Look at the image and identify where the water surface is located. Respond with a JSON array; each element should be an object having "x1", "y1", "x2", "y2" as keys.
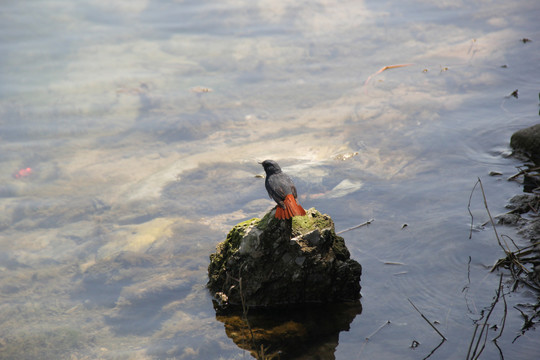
[{"x1": 1, "y1": 0, "x2": 540, "y2": 359}]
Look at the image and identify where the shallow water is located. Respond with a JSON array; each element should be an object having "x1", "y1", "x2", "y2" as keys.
[{"x1": 1, "y1": 0, "x2": 540, "y2": 359}]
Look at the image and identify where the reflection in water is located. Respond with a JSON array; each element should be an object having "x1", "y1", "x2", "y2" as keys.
[{"x1": 215, "y1": 302, "x2": 362, "y2": 359}]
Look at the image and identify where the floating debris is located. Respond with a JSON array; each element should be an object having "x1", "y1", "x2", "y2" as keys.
[
  {"x1": 13, "y1": 167, "x2": 32, "y2": 179},
  {"x1": 334, "y1": 152, "x2": 359, "y2": 161},
  {"x1": 190, "y1": 86, "x2": 213, "y2": 93},
  {"x1": 504, "y1": 89, "x2": 519, "y2": 99},
  {"x1": 364, "y1": 63, "x2": 414, "y2": 87}
]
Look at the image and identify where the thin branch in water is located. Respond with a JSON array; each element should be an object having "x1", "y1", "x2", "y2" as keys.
[
  {"x1": 337, "y1": 218, "x2": 374, "y2": 235},
  {"x1": 492, "y1": 285, "x2": 507, "y2": 360},
  {"x1": 466, "y1": 324, "x2": 480, "y2": 360},
  {"x1": 365, "y1": 320, "x2": 391, "y2": 341},
  {"x1": 507, "y1": 165, "x2": 540, "y2": 181},
  {"x1": 512, "y1": 305, "x2": 540, "y2": 343},
  {"x1": 468, "y1": 180, "x2": 481, "y2": 239},
  {"x1": 501, "y1": 234, "x2": 520, "y2": 252},
  {"x1": 383, "y1": 261, "x2": 406, "y2": 266},
  {"x1": 474, "y1": 323, "x2": 490, "y2": 360},
  {"x1": 470, "y1": 178, "x2": 515, "y2": 258},
  {"x1": 358, "y1": 320, "x2": 391, "y2": 357},
  {"x1": 463, "y1": 256, "x2": 478, "y2": 314},
  {"x1": 477, "y1": 178, "x2": 509, "y2": 253},
  {"x1": 467, "y1": 256, "x2": 472, "y2": 284},
  {"x1": 423, "y1": 338, "x2": 446, "y2": 360},
  {"x1": 467, "y1": 273, "x2": 505, "y2": 360},
  {"x1": 358, "y1": 320, "x2": 391, "y2": 356},
  {"x1": 408, "y1": 298, "x2": 447, "y2": 341},
  {"x1": 363, "y1": 64, "x2": 414, "y2": 88}
]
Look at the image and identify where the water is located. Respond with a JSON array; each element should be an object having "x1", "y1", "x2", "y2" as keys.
[{"x1": 1, "y1": 0, "x2": 539, "y2": 359}]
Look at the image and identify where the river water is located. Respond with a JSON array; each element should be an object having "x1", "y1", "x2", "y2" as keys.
[{"x1": 1, "y1": 0, "x2": 539, "y2": 359}]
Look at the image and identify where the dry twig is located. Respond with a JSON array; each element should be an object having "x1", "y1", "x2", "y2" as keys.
[
  {"x1": 466, "y1": 274, "x2": 505, "y2": 360},
  {"x1": 358, "y1": 320, "x2": 391, "y2": 358},
  {"x1": 337, "y1": 218, "x2": 374, "y2": 235},
  {"x1": 408, "y1": 298, "x2": 447, "y2": 341},
  {"x1": 364, "y1": 64, "x2": 414, "y2": 88}
]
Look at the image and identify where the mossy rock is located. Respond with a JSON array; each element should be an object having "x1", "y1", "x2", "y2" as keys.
[{"x1": 207, "y1": 208, "x2": 361, "y2": 307}]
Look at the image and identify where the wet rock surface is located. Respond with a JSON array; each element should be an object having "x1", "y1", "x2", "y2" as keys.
[
  {"x1": 510, "y1": 123, "x2": 540, "y2": 164},
  {"x1": 501, "y1": 126, "x2": 540, "y2": 323},
  {"x1": 207, "y1": 208, "x2": 362, "y2": 307},
  {"x1": 499, "y1": 194, "x2": 540, "y2": 240}
]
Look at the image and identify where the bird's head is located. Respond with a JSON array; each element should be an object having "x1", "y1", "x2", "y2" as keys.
[{"x1": 260, "y1": 160, "x2": 282, "y2": 175}]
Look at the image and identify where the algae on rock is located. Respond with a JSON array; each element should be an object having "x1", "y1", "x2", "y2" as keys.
[{"x1": 207, "y1": 208, "x2": 362, "y2": 307}]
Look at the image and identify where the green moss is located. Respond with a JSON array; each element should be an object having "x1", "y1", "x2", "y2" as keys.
[
  {"x1": 292, "y1": 208, "x2": 333, "y2": 236},
  {"x1": 256, "y1": 210, "x2": 274, "y2": 230},
  {"x1": 228, "y1": 218, "x2": 259, "y2": 249},
  {"x1": 208, "y1": 217, "x2": 259, "y2": 289}
]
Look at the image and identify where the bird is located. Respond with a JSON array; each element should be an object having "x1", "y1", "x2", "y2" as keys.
[{"x1": 260, "y1": 160, "x2": 306, "y2": 219}]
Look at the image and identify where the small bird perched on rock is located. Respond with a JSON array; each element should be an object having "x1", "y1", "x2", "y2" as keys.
[{"x1": 260, "y1": 160, "x2": 306, "y2": 219}]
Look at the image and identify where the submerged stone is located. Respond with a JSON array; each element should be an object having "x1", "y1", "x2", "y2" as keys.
[{"x1": 207, "y1": 208, "x2": 362, "y2": 307}]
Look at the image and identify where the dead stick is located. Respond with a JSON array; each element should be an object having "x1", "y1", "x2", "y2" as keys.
[
  {"x1": 408, "y1": 298, "x2": 447, "y2": 341},
  {"x1": 364, "y1": 64, "x2": 414, "y2": 87},
  {"x1": 423, "y1": 338, "x2": 446, "y2": 360},
  {"x1": 476, "y1": 178, "x2": 510, "y2": 253},
  {"x1": 467, "y1": 180, "x2": 480, "y2": 239},
  {"x1": 470, "y1": 273, "x2": 504, "y2": 360},
  {"x1": 466, "y1": 324, "x2": 480, "y2": 360},
  {"x1": 507, "y1": 166, "x2": 540, "y2": 181},
  {"x1": 358, "y1": 320, "x2": 391, "y2": 358},
  {"x1": 492, "y1": 282, "x2": 508, "y2": 345},
  {"x1": 365, "y1": 320, "x2": 391, "y2": 341},
  {"x1": 337, "y1": 218, "x2": 374, "y2": 235}
]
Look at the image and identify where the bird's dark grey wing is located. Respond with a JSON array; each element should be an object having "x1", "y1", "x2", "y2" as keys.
[
  {"x1": 266, "y1": 177, "x2": 285, "y2": 203},
  {"x1": 265, "y1": 174, "x2": 288, "y2": 203},
  {"x1": 267, "y1": 172, "x2": 295, "y2": 200}
]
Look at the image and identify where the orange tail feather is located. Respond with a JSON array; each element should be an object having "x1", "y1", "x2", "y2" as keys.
[
  {"x1": 273, "y1": 194, "x2": 305, "y2": 219},
  {"x1": 274, "y1": 194, "x2": 306, "y2": 219}
]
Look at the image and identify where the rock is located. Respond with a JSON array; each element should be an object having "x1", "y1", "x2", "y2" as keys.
[
  {"x1": 510, "y1": 124, "x2": 540, "y2": 164},
  {"x1": 505, "y1": 193, "x2": 540, "y2": 214},
  {"x1": 496, "y1": 213, "x2": 524, "y2": 226},
  {"x1": 207, "y1": 208, "x2": 361, "y2": 307}
]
